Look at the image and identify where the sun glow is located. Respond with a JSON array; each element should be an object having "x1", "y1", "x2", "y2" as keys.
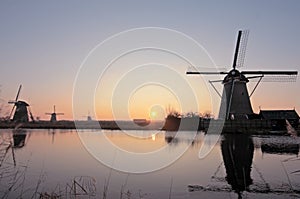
[{"x1": 150, "y1": 111, "x2": 157, "y2": 118}]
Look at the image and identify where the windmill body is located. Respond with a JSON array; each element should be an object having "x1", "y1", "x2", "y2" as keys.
[
  {"x1": 13, "y1": 101, "x2": 30, "y2": 122},
  {"x1": 87, "y1": 115, "x2": 92, "y2": 121},
  {"x1": 220, "y1": 69, "x2": 253, "y2": 119},
  {"x1": 84, "y1": 111, "x2": 92, "y2": 121},
  {"x1": 50, "y1": 113, "x2": 57, "y2": 122}
]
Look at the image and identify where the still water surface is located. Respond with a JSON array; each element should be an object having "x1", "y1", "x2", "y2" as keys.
[{"x1": 0, "y1": 129, "x2": 300, "y2": 198}]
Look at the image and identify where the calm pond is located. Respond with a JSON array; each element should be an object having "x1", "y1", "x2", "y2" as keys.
[{"x1": 0, "y1": 129, "x2": 300, "y2": 199}]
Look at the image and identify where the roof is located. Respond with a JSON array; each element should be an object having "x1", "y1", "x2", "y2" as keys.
[
  {"x1": 259, "y1": 110, "x2": 299, "y2": 120},
  {"x1": 16, "y1": 101, "x2": 29, "y2": 106}
]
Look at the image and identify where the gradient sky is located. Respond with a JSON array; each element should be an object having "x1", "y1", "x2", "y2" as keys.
[{"x1": 0, "y1": 0, "x2": 299, "y2": 120}]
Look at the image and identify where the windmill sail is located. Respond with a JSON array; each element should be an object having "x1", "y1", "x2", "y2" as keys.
[
  {"x1": 236, "y1": 30, "x2": 249, "y2": 68},
  {"x1": 232, "y1": 30, "x2": 242, "y2": 69}
]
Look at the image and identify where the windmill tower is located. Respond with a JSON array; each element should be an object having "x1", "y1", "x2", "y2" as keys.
[
  {"x1": 8, "y1": 85, "x2": 34, "y2": 123},
  {"x1": 45, "y1": 105, "x2": 64, "y2": 122},
  {"x1": 187, "y1": 30, "x2": 298, "y2": 120}
]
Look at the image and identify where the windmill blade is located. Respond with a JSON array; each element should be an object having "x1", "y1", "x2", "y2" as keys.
[
  {"x1": 187, "y1": 65, "x2": 227, "y2": 72},
  {"x1": 236, "y1": 30, "x2": 249, "y2": 68},
  {"x1": 56, "y1": 113, "x2": 64, "y2": 115},
  {"x1": 15, "y1": 85, "x2": 22, "y2": 101},
  {"x1": 243, "y1": 71, "x2": 297, "y2": 82},
  {"x1": 28, "y1": 106, "x2": 34, "y2": 122},
  {"x1": 247, "y1": 75, "x2": 264, "y2": 79},
  {"x1": 244, "y1": 71, "x2": 298, "y2": 82},
  {"x1": 241, "y1": 71, "x2": 297, "y2": 75},
  {"x1": 232, "y1": 30, "x2": 242, "y2": 70},
  {"x1": 9, "y1": 105, "x2": 16, "y2": 120},
  {"x1": 250, "y1": 75, "x2": 297, "y2": 82},
  {"x1": 186, "y1": 71, "x2": 228, "y2": 75},
  {"x1": 186, "y1": 64, "x2": 228, "y2": 75},
  {"x1": 45, "y1": 113, "x2": 52, "y2": 115}
]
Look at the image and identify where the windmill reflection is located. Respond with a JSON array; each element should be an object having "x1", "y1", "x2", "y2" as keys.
[
  {"x1": 221, "y1": 134, "x2": 254, "y2": 198},
  {"x1": 12, "y1": 129, "x2": 27, "y2": 148}
]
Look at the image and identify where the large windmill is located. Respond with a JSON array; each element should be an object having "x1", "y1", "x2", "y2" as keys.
[
  {"x1": 187, "y1": 30, "x2": 298, "y2": 120},
  {"x1": 8, "y1": 85, "x2": 34, "y2": 123},
  {"x1": 45, "y1": 105, "x2": 64, "y2": 122}
]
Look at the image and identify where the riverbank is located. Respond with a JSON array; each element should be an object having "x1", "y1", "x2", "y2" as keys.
[
  {"x1": 162, "y1": 116, "x2": 300, "y2": 135},
  {"x1": 0, "y1": 120, "x2": 164, "y2": 130},
  {"x1": 1, "y1": 119, "x2": 299, "y2": 135}
]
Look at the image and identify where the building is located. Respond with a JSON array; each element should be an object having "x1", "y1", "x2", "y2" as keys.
[{"x1": 259, "y1": 110, "x2": 299, "y2": 130}]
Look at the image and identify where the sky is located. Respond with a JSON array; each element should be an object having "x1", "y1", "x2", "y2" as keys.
[{"x1": 0, "y1": 0, "x2": 299, "y2": 120}]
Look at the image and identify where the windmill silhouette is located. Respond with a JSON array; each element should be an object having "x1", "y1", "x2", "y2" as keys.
[
  {"x1": 8, "y1": 85, "x2": 34, "y2": 122},
  {"x1": 187, "y1": 30, "x2": 298, "y2": 120},
  {"x1": 45, "y1": 105, "x2": 64, "y2": 122},
  {"x1": 83, "y1": 111, "x2": 92, "y2": 121}
]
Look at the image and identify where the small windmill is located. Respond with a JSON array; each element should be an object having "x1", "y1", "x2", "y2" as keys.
[
  {"x1": 45, "y1": 105, "x2": 64, "y2": 122},
  {"x1": 187, "y1": 30, "x2": 298, "y2": 120},
  {"x1": 83, "y1": 111, "x2": 93, "y2": 121},
  {"x1": 8, "y1": 85, "x2": 34, "y2": 122}
]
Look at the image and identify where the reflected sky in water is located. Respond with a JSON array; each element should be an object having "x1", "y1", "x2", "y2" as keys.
[{"x1": 0, "y1": 129, "x2": 300, "y2": 198}]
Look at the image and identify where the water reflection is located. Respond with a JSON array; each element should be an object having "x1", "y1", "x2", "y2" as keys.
[
  {"x1": 12, "y1": 129, "x2": 27, "y2": 148},
  {"x1": 1, "y1": 130, "x2": 300, "y2": 198},
  {"x1": 260, "y1": 137, "x2": 299, "y2": 155},
  {"x1": 165, "y1": 131, "x2": 179, "y2": 144},
  {"x1": 221, "y1": 134, "x2": 254, "y2": 198},
  {"x1": 164, "y1": 131, "x2": 199, "y2": 146}
]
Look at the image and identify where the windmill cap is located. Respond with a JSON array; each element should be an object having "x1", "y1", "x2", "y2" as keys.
[
  {"x1": 16, "y1": 101, "x2": 29, "y2": 106},
  {"x1": 223, "y1": 69, "x2": 249, "y2": 83}
]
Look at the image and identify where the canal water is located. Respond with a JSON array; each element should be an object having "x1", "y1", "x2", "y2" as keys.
[{"x1": 0, "y1": 129, "x2": 300, "y2": 198}]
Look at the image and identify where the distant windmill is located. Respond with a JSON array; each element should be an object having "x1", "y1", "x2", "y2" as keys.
[
  {"x1": 45, "y1": 105, "x2": 64, "y2": 122},
  {"x1": 83, "y1": 111, "x2": 92, "y2": 121},
  {"x1": 8, "y1": 85, "x2": 34, "y2": 122},
  {"x1": 187, "y1": 30, "x2": 298, "y2": 120}
]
